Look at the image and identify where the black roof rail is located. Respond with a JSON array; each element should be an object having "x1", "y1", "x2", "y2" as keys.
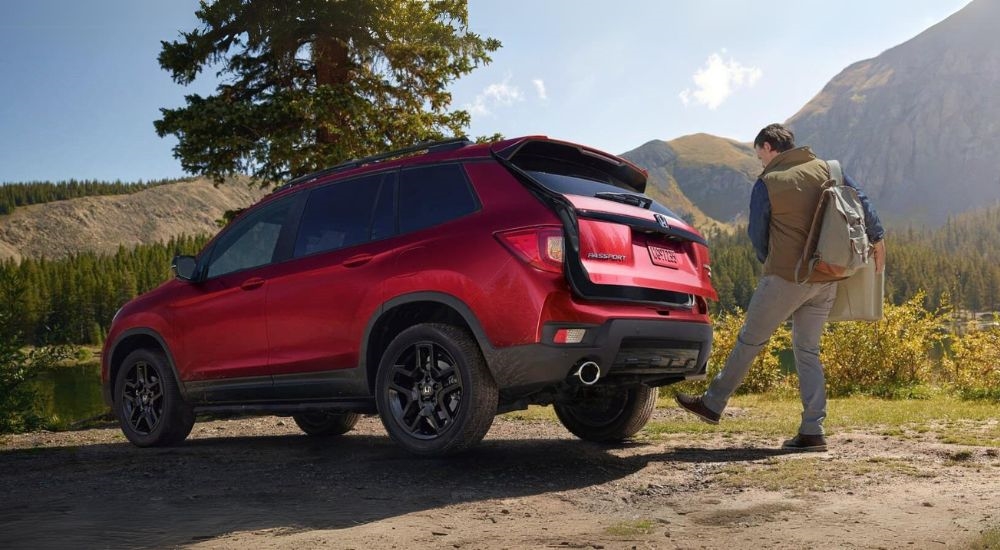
[{"x1": 274, "y1": 137, "x2": 472, "y2": 193}]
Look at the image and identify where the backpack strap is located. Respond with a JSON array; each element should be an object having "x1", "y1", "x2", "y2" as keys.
[
  {"x1": 795, "y1": 195, "x2": 827, "y2": 284},
  {"x1": 794, "y1": 160, "x2": 842, "y2": 284},
  {"x1": 827, "y1": 160, "x2": 843, "y2": 187}
]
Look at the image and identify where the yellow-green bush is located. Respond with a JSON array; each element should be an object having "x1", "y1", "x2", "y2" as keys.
[
  {"x1": 820, "y1": 293, "x2": 947, "y2": 398},
  {"x1": 946, "y1": 327, "x2": 1000, "y2": 398},
  {"x1": 671, "y1": 308, "x2": 792, "y2": 396}
]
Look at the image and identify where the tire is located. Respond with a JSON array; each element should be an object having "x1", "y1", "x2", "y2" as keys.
[
  {"x1": 292, "y1": 411, "x2": 360, "y2": 436},
  {"x1": 113, "y1": 348, "x2": 194, "y2": 447},
  {"x1": 554, "y1": 385, "x2": 657, "y2": 442},
  {"x1": 375, "y1": 323, "x2": 498, "y2": 456}
]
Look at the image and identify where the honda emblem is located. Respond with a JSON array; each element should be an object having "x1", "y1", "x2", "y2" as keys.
[{"x1": 654, "y1": 214, "x2": 670, "y2": 229}]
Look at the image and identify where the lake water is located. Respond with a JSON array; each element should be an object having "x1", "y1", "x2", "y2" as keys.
[{"x1": 31, "y1": 362, "x2": 109, "y2": 428}]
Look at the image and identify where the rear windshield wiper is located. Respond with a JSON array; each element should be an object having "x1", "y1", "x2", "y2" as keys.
[{"x1": 594, "y1": 192, "x2": 652, "y2": 209}]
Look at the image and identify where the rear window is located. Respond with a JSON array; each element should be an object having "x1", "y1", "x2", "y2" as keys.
[
  {"x1": 398, "y1": 164, "x2": 478, "y2": 233},
  {"x1": 525, "y1": 170, "x2": 678, "y2": 218}
]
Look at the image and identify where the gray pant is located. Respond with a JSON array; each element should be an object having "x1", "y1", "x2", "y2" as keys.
[{"x1": 702, "y1": 275, "x2": 837, "y2": 435}]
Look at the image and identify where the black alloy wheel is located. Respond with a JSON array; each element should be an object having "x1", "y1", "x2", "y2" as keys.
[
  {"x1": 386, "y1": 341, "x2": 464, "y2": 439},
  {"x1": 375, "y1": 323, "x2": 497, "y2": 456},
  {"x1": 114, "y1": 349, "x2": 194, "y2": 447},
  {"x1": 292, "y1": 411, "x2": 360, "y2": 436},
  {"x1": 554, "y1": 385, "x2": 657, "y2": 442},
  {"x1": 121, "y1": 360, "x2": 164, "y2": 436}
]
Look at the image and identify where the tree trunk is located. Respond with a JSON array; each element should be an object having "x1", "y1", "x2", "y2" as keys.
[{"x1": 313, "y1": 35, "x2": 350, "y2": 146}]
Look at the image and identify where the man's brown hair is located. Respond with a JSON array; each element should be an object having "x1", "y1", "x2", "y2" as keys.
[{"x1": 754, "y1": 123, "x2": 795, "y2": 152}]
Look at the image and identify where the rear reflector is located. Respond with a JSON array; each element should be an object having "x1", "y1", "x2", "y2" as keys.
[
  {"x1": 496, "y1": 226, "x2": 564, "y2": 273},
  {"x1": 554, "y1": 328, "x2": 587, "y2": 344}
]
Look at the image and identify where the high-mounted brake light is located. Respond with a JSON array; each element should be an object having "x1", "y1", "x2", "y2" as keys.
[{"x1": 496, "y1": 226, "x2": 564, "y2": 273}]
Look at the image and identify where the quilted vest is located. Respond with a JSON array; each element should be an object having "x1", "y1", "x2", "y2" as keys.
[{"x1": 759, "y1": 146, "x2": 842, "y2": 283}]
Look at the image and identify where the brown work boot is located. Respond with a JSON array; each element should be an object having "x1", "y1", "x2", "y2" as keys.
[
  {"x1": 781, "y1": 433, "x2": 828, "y2": 452},
  {"x1": 674, "y1": 394, "x2": 720, "y2": 424}
]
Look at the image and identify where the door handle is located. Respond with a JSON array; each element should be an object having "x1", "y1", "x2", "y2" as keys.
[
  {"x1": 342, "y1": 254, "x2": 374, "y2": 268},
  {"x1": 240, "y1": 277, "x2": 266, "y2": 291}
]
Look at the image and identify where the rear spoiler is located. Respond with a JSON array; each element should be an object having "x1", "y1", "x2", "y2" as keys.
[{"x1": 492, "y1": 138, "x2": 647, "y2": 194}]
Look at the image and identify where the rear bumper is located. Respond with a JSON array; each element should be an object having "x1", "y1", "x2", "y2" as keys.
[{"x1": 487, "y1": 318, "x2": 712, "y2": 396}]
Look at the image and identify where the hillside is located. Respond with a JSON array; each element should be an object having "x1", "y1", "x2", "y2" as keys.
[
  {"x1": 617, "y1": 141, "x2": 721, "y2": 230},
  {"x1": 0, "y1": 178, "x2": 266, "y2": 261},
  {"x1": 787, "y1": 0, "x2": 1000, "y2": 225},
  {"x1": 622, "y1": 134, "x2": 758, "y2": 224}
]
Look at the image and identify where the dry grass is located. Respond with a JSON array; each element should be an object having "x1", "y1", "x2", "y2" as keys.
[
  {"x1": 967, "y1": 526, "x2": 1000, "y2": 549},
  {"x1": 502, "y1": 395, "x2": 1000, "y2": 450},
  {"x1": 604, "y1": 519, "x2": 656, "y2": 537},
  {"x1": 647, "y1": 394, "x2": 1000, "y2": 447},
  {"x1": 715, "y1": 456, "x2": 934, "y2": 494}
]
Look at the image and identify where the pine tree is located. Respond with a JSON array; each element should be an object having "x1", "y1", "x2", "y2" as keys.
[{"x1": 154, "y1": 0, "x2": 501, "y2": 183}]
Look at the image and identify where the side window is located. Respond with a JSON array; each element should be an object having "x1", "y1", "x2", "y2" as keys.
[
  {"x1": 293, "y1": 174, "x2": 382, "y2": 258},
  {"x1": 206, "y1": 196, "x2": 295, "y2": 278},
  {"x1": 397, "y1": 164, "x2": 478, "y2": 234},
  {"x1": 370, "y1": 174, "x2": 396, "y2": 241}
]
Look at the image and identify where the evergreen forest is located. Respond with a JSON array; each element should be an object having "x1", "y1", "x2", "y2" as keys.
[
  {"x1": 707, "y1": 206, "x2": 1000, "y2": 316},
  {"x1": 2, "y1": 207, "x2": 998, "y2": 346},
  {"x1": 0, "y1": 179, "x2": 183, "y2": 215}
]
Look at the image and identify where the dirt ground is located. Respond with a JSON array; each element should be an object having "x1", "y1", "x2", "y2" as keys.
[{"x1": 2, "y1": 408, "x2": 999, "y2": 550}]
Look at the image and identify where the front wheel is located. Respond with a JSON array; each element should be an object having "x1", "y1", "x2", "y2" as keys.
[
  {"x1": 554, "y1": 385, "x2": 657, "y2": 442},
  {"x1": 292, "y1": 411, "x2": 360, "y2": 436},
  {"x1": 375, "y1": 323, "x2": 497, "y2": 456},
  {"x1": 113, "y1": 349, "x2": 194, "y2": 447}
]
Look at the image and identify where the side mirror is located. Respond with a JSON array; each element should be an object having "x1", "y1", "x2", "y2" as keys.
[{"x1": 172, "y1": 255, "x2": 198, "y2": 282}]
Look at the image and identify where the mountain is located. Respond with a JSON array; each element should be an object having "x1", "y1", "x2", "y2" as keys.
[
  {"x1": 787, "y1": 0, "x2": 1000, "y2": 225},
  {"x1": 622, "y1": 134, "x2": 759, "y2": 224},
  {"x1": 0, "y1": 178, "x2": 266, "y2": 261}
]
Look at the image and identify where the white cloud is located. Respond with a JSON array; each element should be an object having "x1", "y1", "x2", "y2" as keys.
[
  {"x1": 532, "y1": 78, "x2": 547, "y2": 100},
  {"x1": 679, "y1": 52, "x2": 762, "y2": 110},
  {"x1": 466, "y1": 76, "x2": 524, "y2": 117}
]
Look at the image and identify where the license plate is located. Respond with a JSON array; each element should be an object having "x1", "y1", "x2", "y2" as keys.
[{"x1": 648, "y1": 245, "x2": 681, "y2": 269}]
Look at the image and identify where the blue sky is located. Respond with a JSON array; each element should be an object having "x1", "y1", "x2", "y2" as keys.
[{"x1": 0, "y1": 0, "x2": 971, "y2": 183}]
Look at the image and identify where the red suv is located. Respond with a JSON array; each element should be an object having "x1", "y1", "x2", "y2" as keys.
[{"x1": 101, "y1": 137, "x2": 717, "y2": 456}]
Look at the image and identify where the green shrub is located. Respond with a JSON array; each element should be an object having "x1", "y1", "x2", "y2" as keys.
[
  {"x1": 671, "y1": 308, "x2": 792, "y2": 396},
  {"x1": 820, "y1": 293, "x2": 947, "y2": 398},
  {"x1": 946, "y1": 326, "x2": 1000, "y2": 399},
  {"x1": 0, "y1": 271, "x2": 72, "y2": 434}
]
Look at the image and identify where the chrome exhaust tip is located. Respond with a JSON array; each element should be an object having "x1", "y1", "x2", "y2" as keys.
[{"x1": 574, "y1": 361, "x2": 601, "y2": 386}]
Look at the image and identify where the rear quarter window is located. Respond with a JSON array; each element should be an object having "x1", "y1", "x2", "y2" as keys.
[{"x1": 397, "y1": 164, "x2": 478, "y2": 233}]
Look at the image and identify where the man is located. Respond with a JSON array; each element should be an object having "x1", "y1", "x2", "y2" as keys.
[{"x1": 675, "y1": 123, "x2": 886, "y2": 451}]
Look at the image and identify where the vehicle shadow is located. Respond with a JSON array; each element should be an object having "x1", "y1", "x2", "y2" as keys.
[
  {"x1": 0, "y1": 432, "x2": 645, "y2": 549},
  {"x1": 652, "y1": 446, "x2": 805, "y2": 463},
  {"x1": 0, "y1": 428, "x2": 810, "y2": 549}
]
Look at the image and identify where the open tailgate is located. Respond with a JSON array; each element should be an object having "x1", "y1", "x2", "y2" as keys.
[{"x1": 493, "y1": 138, "x2": 717, "y2": 307}]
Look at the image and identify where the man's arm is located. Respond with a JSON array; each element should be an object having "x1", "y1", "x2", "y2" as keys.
[
  {"x1": 843, "y1": 173, "x2": 885, "y2": 243},
  {"x1": 747, "y1": 179, "x2": 770, "y2": 264},
  {"x1": 844, "y1": 172, "x2": 886, "y2": 273}
]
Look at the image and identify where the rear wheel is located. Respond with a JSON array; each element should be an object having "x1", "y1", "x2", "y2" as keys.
[
  {"x1": 554, "y1": 385, "x2": 657, "y2": 442},
  {"x1": 292, "y1": 411, "x2": 360, "y2": 436},
  {"x1": 113, "y1": 349, "x2": 194, "y2": 447},
  {"x1": 375, "y1": 323, "x2": 497, "y2": 456}
]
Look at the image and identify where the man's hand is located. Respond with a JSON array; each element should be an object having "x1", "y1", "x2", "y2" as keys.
[{"x1": 872, "y1": 240, "x2": 886, "y2": 274}]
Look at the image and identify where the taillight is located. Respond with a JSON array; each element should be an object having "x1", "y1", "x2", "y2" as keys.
[{"x1": 496, "y1": 226, "x2": 564, "y2": 273}]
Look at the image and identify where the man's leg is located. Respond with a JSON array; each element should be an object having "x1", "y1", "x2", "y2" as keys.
[
  {"x1": 700, "y1": 276, "x2": 814, "y2": 415},
  {"x1": 789, "y1": 282, "x2": 836, "y2": 436}
]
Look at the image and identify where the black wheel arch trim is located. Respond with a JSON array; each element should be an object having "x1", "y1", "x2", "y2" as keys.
[
  {"x1": 105, "y1": 328, "x2": 185, "y2": 407},
  {"x1": 360, "y1": 291, "x2": 498, "y2": 393}
]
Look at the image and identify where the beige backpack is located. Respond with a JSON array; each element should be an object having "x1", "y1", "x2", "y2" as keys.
[{"x1": 795, "y1": 160, "x2": 871, "y2": 283}]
